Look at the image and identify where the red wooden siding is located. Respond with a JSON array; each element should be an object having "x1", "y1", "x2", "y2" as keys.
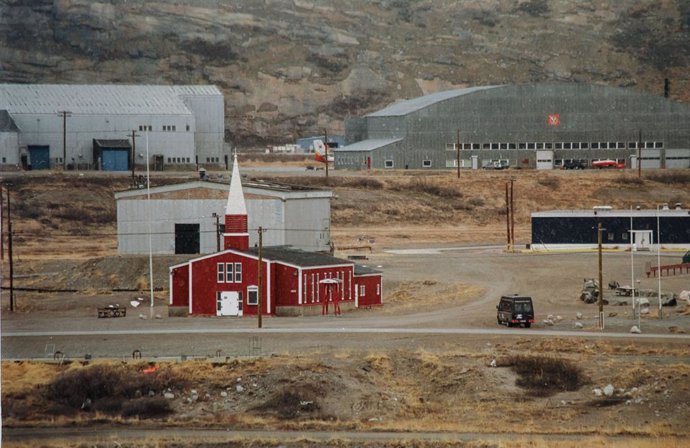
[
  {"x1": 355, "y1": 274, "x2": 383, "y2": 307},
  {"x1": 170, "y1": 264, "x2": 189, "y2": 307},
  {"x1": 186, "y1": 252, "x2": 270, "y2": 316},
  {"x1": 301, "y1": 266, "x2": 355, "y2": 306}
]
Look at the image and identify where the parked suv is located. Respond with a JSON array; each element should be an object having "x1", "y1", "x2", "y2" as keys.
[{"x1": 496, "y1": 295, "x2": 535, "y2": 328}]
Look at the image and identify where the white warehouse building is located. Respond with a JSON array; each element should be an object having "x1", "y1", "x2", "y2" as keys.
[
  {"x1": 0, "y1": 84, "x2": 225, "y2": 171},
  {"x1": 115, "y1": 178, "x2": 333, "y2": 255}
]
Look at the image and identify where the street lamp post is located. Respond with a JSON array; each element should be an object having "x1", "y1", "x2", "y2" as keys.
[{"x1": 656, "y1": 204, "x2": 666, "y2": 319}]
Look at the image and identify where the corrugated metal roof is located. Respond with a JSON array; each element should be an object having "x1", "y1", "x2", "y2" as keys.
[
  {"x1": 0, "y1": 84, "x2": 222, "y2": 115},
  {"x1": 532, "y1": 209, "x2": 690, "y2": 218},
  {"x1": 367, "y1": 85, "x2": 502, "y2": 117},
  {"x1": 0, "y1": 110, "x2": 19, "y2": 132},
  {"x1": 337, "y1": 138, "x2": 403, "y2": 152}
]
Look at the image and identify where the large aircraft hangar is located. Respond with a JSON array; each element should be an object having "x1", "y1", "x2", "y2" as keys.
[
  {"x1": 0, "y1": 84, "x2": 225, "y2": 171},
  {"x1": 338, "y1": 82, "x2": 690, "y2": 170}
]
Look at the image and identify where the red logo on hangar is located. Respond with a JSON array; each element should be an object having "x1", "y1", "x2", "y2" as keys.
[{"x1": 547, "y1": 114, "x2": 560, "y2": 126}]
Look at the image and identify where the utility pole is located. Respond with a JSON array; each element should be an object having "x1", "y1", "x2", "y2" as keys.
[
  {"x1": 505, "y1": 180, "x2": 515, "y2": 251},
  {"x1": 637, "y1": 130, "x2": 642, "y2": 179},
  {"x1": 456, "y1": 129, "x2": 461, "y2": 179},
  {"x1": 257, "y1": 226, "x2": 263, "y2": 329},
  {"x1": 505, "y1": 182, "x2": 510, "y2": 250},
  {"x1": 510, "y1": 179, "x2": 515, "y2": 251},
  {"x1": 57, "y1": 111, "x2": 72, "y2": 170},
  {"x1": 7, "y1": 185, "x2": 14, "y2": 312},
  {"x1": 212, "y1": 213, "x2": 221, "y2": 252},
  {"x1": 597, "y1": 222, "x2": 605, "y2": 330},
  {"x1": 324, "y1": 129, "x2": 329, "y2": 180},
  {"x1": 130, "y1": 130, "x2": 139, "y2": 182}
]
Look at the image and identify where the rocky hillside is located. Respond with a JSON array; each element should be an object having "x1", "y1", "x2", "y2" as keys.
[{"x1": 1, "y1": 0, "x2": 689, "y2": 145}]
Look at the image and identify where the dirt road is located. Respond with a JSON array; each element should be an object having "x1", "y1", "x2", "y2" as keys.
[{"x1": 3, "y1": 246, "x2": 688, "y2": 359}]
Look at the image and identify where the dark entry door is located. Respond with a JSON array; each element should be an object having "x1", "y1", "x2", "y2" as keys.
[
  {"x1": 28, "y1": 145, "x2": 50, "y2": 169},
  {"x1": 175, "y1": 224, "x2": 200, "y2": 254}
]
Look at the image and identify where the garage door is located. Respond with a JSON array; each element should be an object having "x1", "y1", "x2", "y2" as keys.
[
  {"x1": 28, "y1": 145, "x2": 50, "y2": 169},
  {"x1": 102, "y1": 149, "x2": 130, "y2": 171}
]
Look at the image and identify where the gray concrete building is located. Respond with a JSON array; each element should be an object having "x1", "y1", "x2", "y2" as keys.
[
  {"x1": 115, "y1": 179, "x2": 333, "y2": 255},
  {"x1": 337, "y1": 83, "x2": 690, "y2": 170},
  {"x1": 0, "y1": 84, "x2": 225, "y2": 171}
]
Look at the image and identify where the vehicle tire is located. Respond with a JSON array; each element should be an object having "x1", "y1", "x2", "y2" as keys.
[
  {"x1": 525, "y1": 323, "x2": 531, "y2": 328},
  {"x1": 507, "y1": 321, "x2": 513, "y2": 328},
  {"x1": 497, "y1": 318, "x2": 502, "y2": 325}
]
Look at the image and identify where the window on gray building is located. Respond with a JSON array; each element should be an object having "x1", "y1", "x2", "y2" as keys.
[
  {"x1": 655, "y1": 141, "x2": 663, "y2": 148},
  {"x1": 527, "y1": 143, "x2": 535, "y2": 149},
  {"x1": 564, "y1": 143, "x2": 571, "y2": 149},
  {"x1": 536, "y1": 143, "x2": 543, "y2": 149},
  {"x1": 422, "y1": 160, "x2": 432, "y2": 168},
  {"x1": 500, "y1": 143, "x2": 507, "y2": 150},
  {"x1": 509, "y1": 143, "x2": 516, "y2": 149},
  {"x1": 473, "y1": 143, "x2": 480, "y2": 150},
  {"x1": 555, "y1": 143, "x2": 562, "y2": 149},
  {"x1": 581, "y1": 142, "x2": 589, "y2": 149},
  {"x1": 519, "y1": 143, "x2": 526, "y2": 149},
  {"x1": 545, "y1": 143, "x2": 553, "y2": 149},
  {"x1": 384, "y1": 160, "x2": 394, "y2": 168},
  {"x1": 592, "y1": 142, "x2": 599, "y2": 149}
]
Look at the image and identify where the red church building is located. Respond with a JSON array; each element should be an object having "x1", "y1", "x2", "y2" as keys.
[{"x1": 169, "y1": 157, "x2": 382, "y2": 317}]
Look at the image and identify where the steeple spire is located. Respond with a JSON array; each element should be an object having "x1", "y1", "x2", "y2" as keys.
[
  {"x1": 223, "y1": 155, "x2": 249, "y2": 251},
  {"x1": 225, "y1": 154, "x2": 247, "y2": 215}
]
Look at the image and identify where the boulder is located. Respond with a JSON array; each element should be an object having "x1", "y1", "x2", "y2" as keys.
[
  {"x1": 574, "y1": 322, "x2": 584, "y2": 329},
  {"x1": 630, "y1": 325, "x2": 641, "y2": 334},
  {"x1": 543, "y1": 319, "x2": 554, "y2": 326},
  {"x1": 603, "y1": 384, "x2": 615, "y2": 397},
  {"x1": 576, "y1": 312, "x2": 583, "y2": 320}
]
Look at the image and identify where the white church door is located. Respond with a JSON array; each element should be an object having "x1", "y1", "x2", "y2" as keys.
[{"x1": 217, "y1": 291, "x2": 242, "y2": 317}]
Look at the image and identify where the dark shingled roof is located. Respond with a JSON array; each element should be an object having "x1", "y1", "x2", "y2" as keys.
[
  {"x1": 94, "y1": 139, "x2": 132, "y2": 149},
  {"x1": 244, "y1": 246, "x2": 352, "y2": 267}
]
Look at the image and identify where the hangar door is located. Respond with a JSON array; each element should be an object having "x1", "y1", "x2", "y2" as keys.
[
  {"x1": 102, "y1": 150, "x2": 129, "y2": 171},
  {"x1": 28, "y1": 145, "x2": 50, "y2": 169},
  {"x1": 175, "y1": 223, "x2": 200, "y2": 254},
  {"x1": 93, "y1": 139, "x2": 131, "y2": 171}
]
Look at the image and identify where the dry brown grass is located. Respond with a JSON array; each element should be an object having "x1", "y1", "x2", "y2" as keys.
[{"x1": 382, "y1": 281, "x2": 483, "y2": 312}]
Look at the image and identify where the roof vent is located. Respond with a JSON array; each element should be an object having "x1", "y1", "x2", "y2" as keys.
[
  {"x1": 662, "y1": 203, "x2": 669, "y2": 210},
  {"x1": 675, "y1": 203, "x2": 682, "y2": 210},
  {"x1": 636, "y1": 205, "x2": 641, "y2": 210}
]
